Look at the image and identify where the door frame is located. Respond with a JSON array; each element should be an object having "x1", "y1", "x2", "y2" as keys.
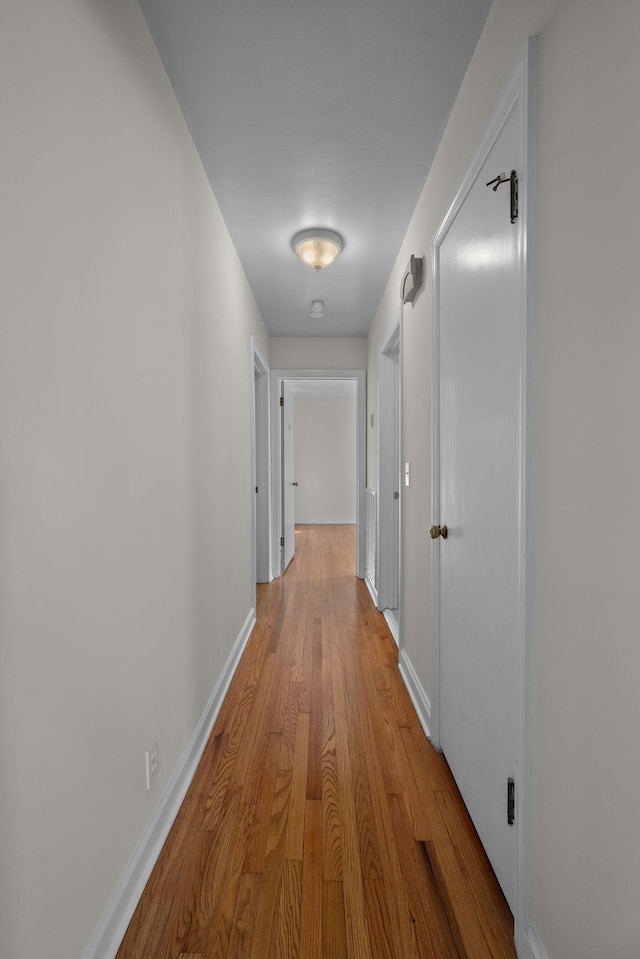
[
  {"x1": 270, "y1": 369, "x2": 367, "y2": 579},
  {"x1": 251, "y1": 338, "x2": 271, "y2": 598},
  {"x1": 377, "y1": 308, "x2": 402, "y2": 643},
  {"x1": 280, "y1": 379, "x2": 296, "y2": 572},
  {"x1": 430, "y1": 39, "x2": 537, "y2": 956}
]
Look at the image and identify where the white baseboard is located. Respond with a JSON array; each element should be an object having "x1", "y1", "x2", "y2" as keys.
[
  {"x1": 364, "y1": 572, "x2": 378, "y2": 608},
  {"x1": 398, "y1": 648, "x2": 431, "y2": 740},
  {"x1": 83, "y1": 607, "x2": 256, "y2": 959},
  {"x1": 383, "y1": 609, "x2": 399, "y2": 647},
  {"x1": 520, "y1": 925, "x2": 550, "y2": 959}
]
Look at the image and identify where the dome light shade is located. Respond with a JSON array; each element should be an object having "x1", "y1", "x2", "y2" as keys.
[{"x1": 292, "y1": 229, "x2": 343, "y2": 270}]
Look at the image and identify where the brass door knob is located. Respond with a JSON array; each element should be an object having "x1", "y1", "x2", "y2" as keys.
[{"x1": 430, "y1": 524, "x2": 448, "y2": 539}]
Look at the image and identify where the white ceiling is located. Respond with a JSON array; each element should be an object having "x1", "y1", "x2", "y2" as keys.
[{"x1": 138, "y1": 0, "x2": 491, "y2": 338}]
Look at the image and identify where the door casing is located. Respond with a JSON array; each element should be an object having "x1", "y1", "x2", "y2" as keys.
[
  {"x1": 281, "y1": 379, "x2": 296, "y2": 571},
  {"x1": 251, "y1": 338, "x2": 271, "y2": 597},
  {"x1": 430, "y1": 39, "x2": 537, "y2": 956},
  {"x1": 377, "y1": 309, "x2": 402, "y2": 643},
  {"x1": 270, "y1": 369, "x2": 367, "y2": 579}
]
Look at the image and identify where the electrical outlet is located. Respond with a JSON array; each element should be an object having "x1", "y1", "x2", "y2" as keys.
[{"x1": 145, "y1": 737, "x2": 159, "y2": 790}]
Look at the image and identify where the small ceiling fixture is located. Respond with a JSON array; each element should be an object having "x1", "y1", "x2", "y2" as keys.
[
  {"x1": 310, "y1": 300, "x2": 325, "y2": 319},
  {"x1": 292, "y1": 229, "x2": 343, "y2": 270}
]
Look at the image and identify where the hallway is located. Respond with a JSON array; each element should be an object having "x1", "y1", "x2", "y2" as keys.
[{"x1": 116, "y1": 525, "x2": 515, "y2": 959}]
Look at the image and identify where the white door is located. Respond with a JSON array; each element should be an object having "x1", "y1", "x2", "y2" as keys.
[
  {"x1": 390, "y1": 352, "x2": 400, "y2": 613},
  {"x1": 254, "y1": 364, "x2": 270, "y2": 583},
  {"x1": 378, "y1": 319, "x2": 401, "y2": 624},
  {"x1": 436, "y1": 101, "x2": 523, "y2": 913},
  {"x1": 253, "y1": 368, "x2": 259, "y2": 583},
  {"x1": 281, "y1": 380, "x2": 296, "y2": 571}
]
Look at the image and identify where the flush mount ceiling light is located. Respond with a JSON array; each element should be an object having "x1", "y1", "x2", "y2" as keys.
[{"x1": 292, "y1": 229, "x2": 343, "y2": 270}]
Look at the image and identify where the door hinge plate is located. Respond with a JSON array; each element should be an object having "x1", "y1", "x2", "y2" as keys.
[
  {"x1": 279, "y1": 396, "x2": 284, "y2": 407},
  {"x1": 486, "y1": 169, "x2": 518, "y2": 223},
  {"x1": 280, "y1": 536, "x2": 285, "y2": 547},
  {"x1": 507, "y1": 777, "x2": 515, "y2": 826}
]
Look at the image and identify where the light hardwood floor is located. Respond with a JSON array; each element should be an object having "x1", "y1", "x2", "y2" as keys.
[{"x1": 116, "y1": 524, "x2": 515, "y2": 959}]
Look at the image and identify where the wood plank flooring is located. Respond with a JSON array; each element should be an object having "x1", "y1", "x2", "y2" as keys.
[{"x1": 116, "y1": 524, "x2": 515, "y2": 959}]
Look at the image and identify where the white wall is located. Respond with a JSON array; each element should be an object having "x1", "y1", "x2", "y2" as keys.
[
  {"x1": 270, "y1": 336, "x2": 367, "y2": 370},
  {"x1": 367, "y1": 1, "x2": 640, "y2": 957},
  {"x1": 0, "y1": 2, "x2": 268, "y2": 958},
  {"x1": 294, "y1": 397, "x2": 356, "y2": 523}
]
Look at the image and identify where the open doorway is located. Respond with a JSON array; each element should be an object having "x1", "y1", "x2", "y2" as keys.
[
  {"x1": 377, "y1": 312, "x2": 401, "y2": 644},
  {"x1": 279, "y1": 377, "x2": 357, "y2": 572},
  {"x1": 270, "y1": 369, "x2": 366, "y2": 579},
  {"x1": 251, "y1": 338, "x2": 271, "y2": 599}
]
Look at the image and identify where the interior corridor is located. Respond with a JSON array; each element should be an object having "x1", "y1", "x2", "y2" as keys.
[{"x1": 116, "y1": 525, "x2": 515, "y2": 959}]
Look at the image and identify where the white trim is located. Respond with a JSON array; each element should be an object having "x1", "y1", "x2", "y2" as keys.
[
  {"x1": 270, "y1": 369, "x2": 367, "y2": 579},
  {"x1": 364, "y1": 573, "x2": 378, "y2": 608},
  {"x1": 83, "y1": 608, "x2": 256, "y2": 959},
  {"x1": 522, "y1": 926, "x2": 550, "y2": 959},
  {"x1": 398, "y1": 648, "x2": 431, "y2": 740},
  {"x1": 430, "y1": 38, "x2": 537, "y2": 957},
  {"x1": 377, "y1": 309, "x2": 402, "y2": 628},
  {"x1": 383, "y1": 609, "x2": 399, "y2": 647},
  {"x1": 251, "y1": 338, "x2": 271, "y2": 593},
  {"x1": 364, "y1": 487, "x2": 378, "y2": 601},
  {"x1": 519, "y1": 38, "x2": 538, "y2": 959}
]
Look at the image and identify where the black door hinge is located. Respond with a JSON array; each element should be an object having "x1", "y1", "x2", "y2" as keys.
[
  {"x1": 486, "y1": 170, "x2": 518, "y2": 223},
  {"x1": 507, "y1": 777, "x2": 515, "y2": 826},
  {"x1": 279, "y1": 396, "x2": 284, "y2": 407},
  {"x1": 280, "y1": 536, "x2": 285, "y2": 547}
]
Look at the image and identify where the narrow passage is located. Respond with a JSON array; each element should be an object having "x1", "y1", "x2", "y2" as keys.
[{"x1": 117, "y1": 524, "x2": 515, "y2": 959}]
